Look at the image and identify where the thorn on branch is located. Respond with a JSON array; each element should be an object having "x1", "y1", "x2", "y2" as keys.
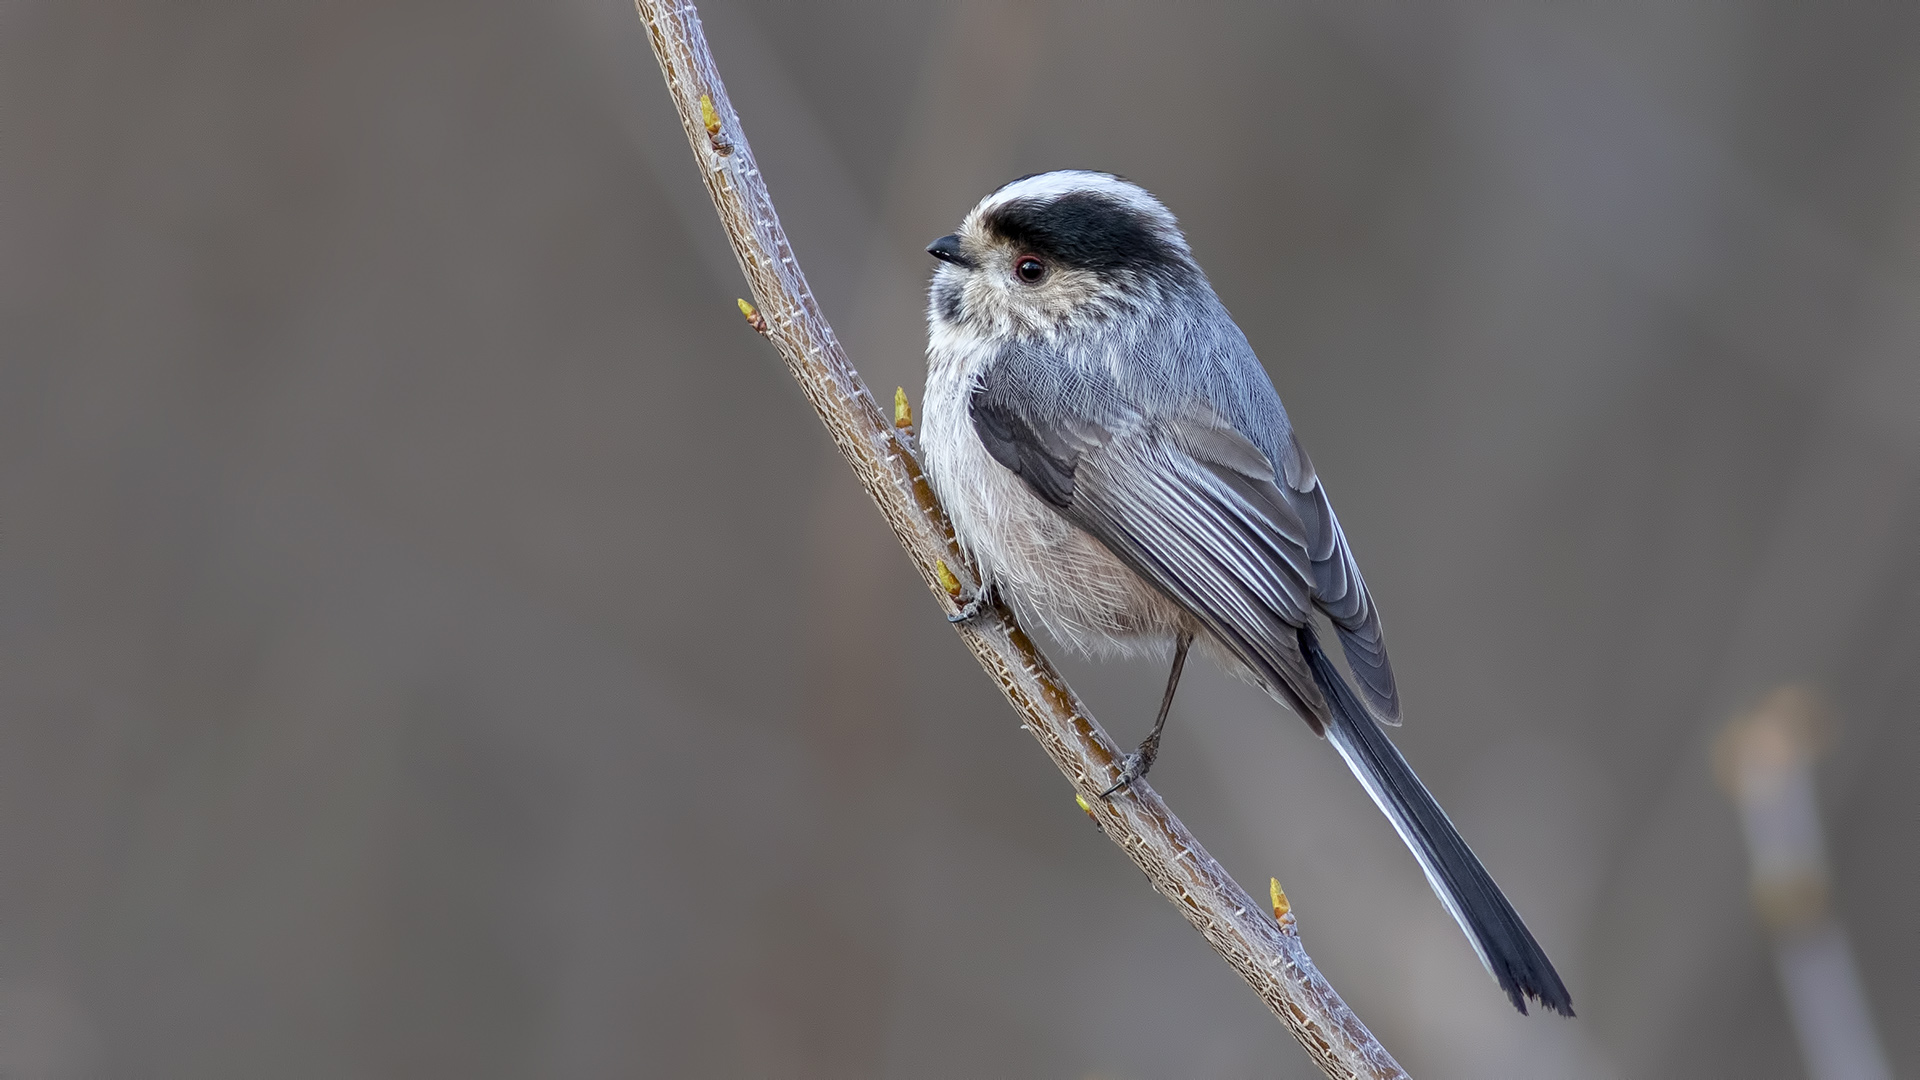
[{"x1": 737, "y1": 298, "x2": 767, "y2": 333}]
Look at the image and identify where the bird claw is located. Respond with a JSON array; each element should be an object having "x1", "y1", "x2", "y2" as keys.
[
  {"x1": 946, "y1": 582, "x2": 993, "y2": 623},
  {"x1": 1100, "y1": 748, "x2": 1155, "y2": 799}
]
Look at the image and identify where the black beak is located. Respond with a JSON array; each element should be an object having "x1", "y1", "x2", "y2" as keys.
[{"x1": 926, "y1": 234, "x2": 970, "y2": 267}]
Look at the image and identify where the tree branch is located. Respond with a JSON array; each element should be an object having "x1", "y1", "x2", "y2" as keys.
[{"x1": 632, "y1": 4, "x2": 1408, "y2": 1076}]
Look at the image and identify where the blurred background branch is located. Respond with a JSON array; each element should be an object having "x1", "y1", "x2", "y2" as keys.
[
  {"x1": 1717, "y1": 688, "x2": 1894, "y2": 1080},
  {"x1": 633, "y1": 2, "x2": 1407, "y2": 1075}
]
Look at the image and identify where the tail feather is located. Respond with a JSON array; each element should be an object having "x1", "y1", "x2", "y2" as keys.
[{"x1": 1300, "y1": 625, "x2": 1574, "y2": 1017}]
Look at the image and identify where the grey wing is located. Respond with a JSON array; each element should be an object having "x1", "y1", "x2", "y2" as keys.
[
  {"x1": 970, "y1": 364, "x2": 1400, "y2": 731},
  {"x1": 1279, "y1": 429, "x2": 1400, "y2": 723}
]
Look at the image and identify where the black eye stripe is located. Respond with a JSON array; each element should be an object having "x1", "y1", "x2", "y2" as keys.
[{"x1": 981, "y1": 191, "x2": 1188, "y2": 277}]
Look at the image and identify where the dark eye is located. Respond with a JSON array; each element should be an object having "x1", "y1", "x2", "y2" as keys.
[{"x1": 1015, "y1": 256, "x2": 1046, "y2": 283}]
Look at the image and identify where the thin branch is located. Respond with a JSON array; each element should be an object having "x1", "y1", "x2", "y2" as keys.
[{"x1": 632, "y1": 4, "x2": 1408, "y2": 1076}]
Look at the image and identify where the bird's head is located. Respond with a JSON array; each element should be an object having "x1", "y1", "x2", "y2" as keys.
[{"x1": 926, "y1": 171, "x2": 1198, "y2": 339}]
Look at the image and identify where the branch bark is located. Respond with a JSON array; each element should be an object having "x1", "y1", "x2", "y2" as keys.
[{"x1": 633, "y1": 4, "x2": 1408, "y2": 1076}]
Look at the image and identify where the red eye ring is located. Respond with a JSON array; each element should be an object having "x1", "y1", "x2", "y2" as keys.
[{"x1": 1014, "y1": 255, "x2": 1046, "y2": 283}]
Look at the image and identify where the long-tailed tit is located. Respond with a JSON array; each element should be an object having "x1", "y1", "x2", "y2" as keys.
[{"x1": 920, "y1": 170, "x2": 1572, "y2": 1016}]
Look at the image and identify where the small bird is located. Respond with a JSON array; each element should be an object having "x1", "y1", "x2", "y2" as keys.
[{"x1": 919, "y1": 170, "x2": 1572, "y2": 1017}]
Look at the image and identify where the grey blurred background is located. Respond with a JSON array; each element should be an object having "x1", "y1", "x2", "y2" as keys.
[{"x1": 4, "y1": 1, "x2": 1918, "y2": 1077}]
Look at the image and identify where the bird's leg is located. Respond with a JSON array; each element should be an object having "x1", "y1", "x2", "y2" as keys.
[
  {"x1": 1102, "y1": 630, "x2": 1193, "y2": 798},
  {"x1": 947, "y1": 579, "x2": 995, "y2": 623}
]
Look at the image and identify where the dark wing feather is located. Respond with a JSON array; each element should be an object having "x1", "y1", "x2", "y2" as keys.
[
  {"x1": 1274, "y1": 427, "x2": 1398, "y2": 722},
  {"x1": 970, "y1": 384, "x2": 1086, "y2": 510},
  {"x1": 970, "y1": 364, "x2": 1400, "y2": 728},
  {"x1": 1070, "y1": 429, "x2": 1331, "y2": 731}
]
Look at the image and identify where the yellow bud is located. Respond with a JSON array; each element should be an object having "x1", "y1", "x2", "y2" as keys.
[
  {"x1": 1270, "y1": 877, "x2": 1292, "y2": 922},
  {"x1": 1075, "y1": 794, "x2": 1092, "y2": 815},
  {"x1": 894, "y1": 386, "x2": 913, "y2": 428},
  {"x1": 935, "y1": 559, "x2": 962, "y2": 598},
  {"x1": 699, "y1": 94, "x2": 721, "y2": 136},
  {"x1": 736, "y1": 298, "x2": 766, "y2": 333}
]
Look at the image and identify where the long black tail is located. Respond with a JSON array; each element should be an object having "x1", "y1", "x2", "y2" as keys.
[{"x1": 1300, "y1": 625, "x2": 1574, "y2": 1017}]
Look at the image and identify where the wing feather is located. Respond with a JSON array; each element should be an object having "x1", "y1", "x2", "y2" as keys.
[{"x1": 969, "y1": 347, "x2": 1401, "y2": 727}]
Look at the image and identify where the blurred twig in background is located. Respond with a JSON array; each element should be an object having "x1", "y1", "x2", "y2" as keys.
[
  {"x1": 632, "y1": 2, "x2": 1406, "y2": 1076},
  {"x1": 1717, "y1": 687, "x2": 1893, "y2": 1080}
]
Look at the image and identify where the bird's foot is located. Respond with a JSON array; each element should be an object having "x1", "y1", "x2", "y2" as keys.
[
  {"x1": 946, "y1": 582, "x2": 994, "y2": 623},
  {"x1": 1100, "y1": 740, "x2": 1160, "y2": 799}
]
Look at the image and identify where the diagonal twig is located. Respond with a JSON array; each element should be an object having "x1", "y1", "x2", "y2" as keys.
[{"x1": 632, "y1": 3, "x2": 1408, "y2": 1076}]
